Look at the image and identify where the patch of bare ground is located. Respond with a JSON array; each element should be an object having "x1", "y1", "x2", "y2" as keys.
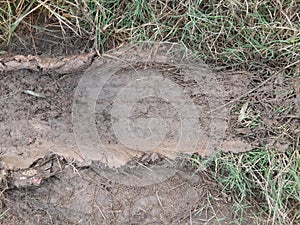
[
  {"x1": 0, "y1": 153, "x2": 259, "y2": 225},
  {"x1": 0, "y1": 46, "x2": 298, "y2": 224}
]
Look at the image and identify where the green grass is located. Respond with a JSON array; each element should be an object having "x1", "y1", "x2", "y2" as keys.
[
  {"x1": 0, "y1": 0, "x2": 299, "y2": 72},
  {"x1": 0, "y1": 0, "x2": 299, "y2": 224},
  {"x1": 191, "y1": 147, "x2": 300, "y2": 224}
]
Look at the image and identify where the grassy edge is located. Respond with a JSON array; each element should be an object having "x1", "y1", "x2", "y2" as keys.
[{"x1": 190, "y1": 146, "x2": 300, "y2": 224}]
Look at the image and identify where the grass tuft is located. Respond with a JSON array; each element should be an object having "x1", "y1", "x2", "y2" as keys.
[{"x1": 192, "y1": 147, "x2": 300, "y2": 224}]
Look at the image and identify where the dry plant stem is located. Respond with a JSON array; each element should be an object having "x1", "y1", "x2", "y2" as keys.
[{"x1": 212, "y1": 59, "x2": 300, "y2": 113}]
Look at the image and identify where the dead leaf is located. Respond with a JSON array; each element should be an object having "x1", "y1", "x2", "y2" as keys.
[{"x1": 238, "y1": 102, "x2": 249, "y2": 123}]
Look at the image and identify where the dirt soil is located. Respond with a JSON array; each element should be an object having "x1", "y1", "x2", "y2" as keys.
[
  {"x1": 0, "y1": 42, "x2": 298, "y2": 224},
  {"x1": 0, "y1": 43, "x2": 253, "y2": 169},
  {"x1": 1, "y1": 153, "x2": 258, "y2": 225}
]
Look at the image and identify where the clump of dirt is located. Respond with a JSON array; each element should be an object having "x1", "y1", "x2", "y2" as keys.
[{"x1": 0, "y1": 53, "x2": 95, "y2": 74}]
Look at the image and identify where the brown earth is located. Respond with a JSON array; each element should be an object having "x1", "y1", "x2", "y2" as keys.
[
  {"x1": 0, "y1": 153, "x2": 260, "y2": 225},
  {"x1": 0, "y1": 43, "x2": 254, "y2": 169},
  {"x1": 0, "y1": 40, "x2": 298, "y2": 224}
]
